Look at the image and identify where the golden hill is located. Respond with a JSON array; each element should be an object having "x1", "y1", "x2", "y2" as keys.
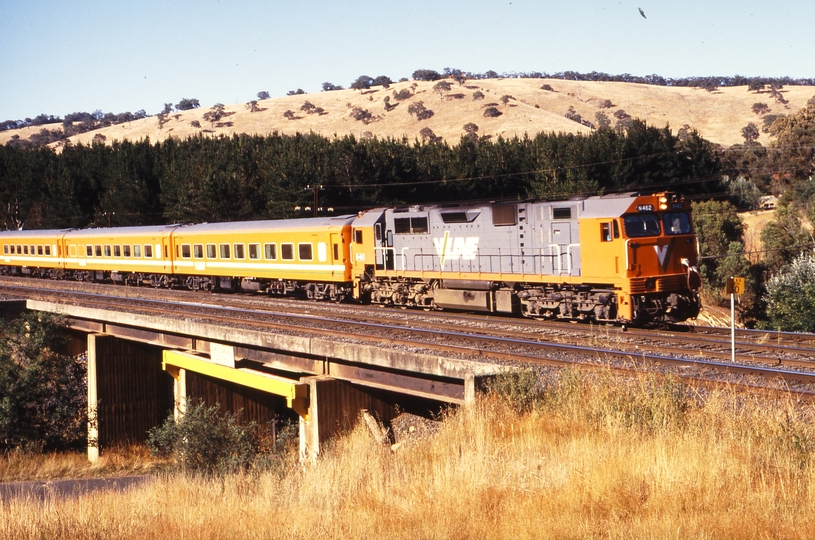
[{"x1": 2, "y1": 78, "x2": 814, "y2": 149}]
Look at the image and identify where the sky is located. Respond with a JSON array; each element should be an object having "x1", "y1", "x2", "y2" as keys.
[{"x1": 1, "y1": 0, "x2": 815, "y2": 121}]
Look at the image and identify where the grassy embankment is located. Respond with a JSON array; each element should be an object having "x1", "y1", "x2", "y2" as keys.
[{"x1": 1, "y1": 368, "x2": 814, "y2": 539}]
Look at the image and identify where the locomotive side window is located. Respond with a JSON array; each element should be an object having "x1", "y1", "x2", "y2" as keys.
[
  {"x1": 601, "y1": 223, "x2": 612, "y2": 242},
  {"x1": 354, "y1": 230, "x2": 363, "y2": 244},
  {"x1": 395, "y1": 216, "x2": 429, "y2": 234},
  {"x1": 623, "y1": 214, "x2": 661, "y2": 237},
  {"x1": 663, "y1": 212, "x2": 692, "y2": 235},
  {"x1": 248, "y1": 244, "x2": 260, "y2": 260},
  {"x1": 299, "y1": 243, "x2": 313, "y2": 261},
  {"x1": 553, "y1": 207, "x2": 572, "y2": 220},
  {"x1": 181, "y1": 244, "x2": 191, "y2": 258},
  {"x1": 281, "y1": 243, "x2": 294, "y2": 260},
  {"x1": 234, "y1": 244, "x2": 245, "y2": 259},
  {"x1": 219, "y1": 244, "x2": 230, "y2": 259},
  {"x1": 123, "y1": 245, "x2": 131, "y2": 257},
  {"x1": 264, "y1": 243, "x2": 277, "y2": 260},
  {"x1": 143, "y1": 244, "x2": 152, "y2": 258},
  {"x1": 206, "y1": 244, "x2": 216, "y2": 258},
  {"x1": 194, "y1": 244, "x2": 204, "y2": 259},
  {"x1": 113, "y1": 245, "x2": 121, "y2": 257}
]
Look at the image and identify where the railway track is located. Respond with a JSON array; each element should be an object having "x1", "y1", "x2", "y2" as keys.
[{"x1": 2, "y1": 277, "x2": 815, "y2": 402}]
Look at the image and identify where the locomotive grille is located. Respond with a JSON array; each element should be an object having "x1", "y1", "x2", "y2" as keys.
[{"x1": 630, "y1": 275, "x2": 687, "y2": 294}]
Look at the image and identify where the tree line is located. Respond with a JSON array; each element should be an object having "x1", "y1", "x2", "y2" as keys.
[{"x1": 0, "y1": 121, "x2": 719, "y2": 230}]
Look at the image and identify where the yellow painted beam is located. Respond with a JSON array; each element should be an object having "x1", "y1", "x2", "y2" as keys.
[{"x1": 162, "y1": 350, "x2": 309, "y2": 419}]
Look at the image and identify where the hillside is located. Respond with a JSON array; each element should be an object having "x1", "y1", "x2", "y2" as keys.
[{"x1": 3, "y1": 78, "x2": 814, "y2": 149}]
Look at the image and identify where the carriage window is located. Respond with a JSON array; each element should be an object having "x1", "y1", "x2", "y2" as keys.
[
  {"x1": 264, "y1": 243, "x2": 277, "y2": 260},
  {"x1": 601, "y1": 223, "x2": 612, "y2": 242},
  {"x1": 333, "y1": 243, "x2": 339, "y2": 260},
  {"x1": 104, "y1": 245, "x2": 111, "y2": 257},
  {"x1": 181, "y1": 244, "x2": 191, "y2": 258},
  {"x1": 23, "y1": 245, "x2": 29, "y2": 255},
  {"x1": 86, "y1": 245, "x2": 93, "y2": 257},
  {"x1": 299, "y1": 243, "x2": 313, "y2": 261},
  {"x1": 113, "y1": 245, "x2": 121, "y2": 257},
  {"x1": 219, "y1": 244, "x2": 230, "y2": 259},
  {"x1": 133, "y1": 244, "x2": 141, "y2": 257},
  {"x1": 123, "y1": 245, "x2": 131, "y2": 257},
  {"x1": 69, "y1": 245, "x2": 77, "y2": 257},
  {"x1": 663, "y1": 212, "x2": 692, "y2": 235},
  {"x1": 143, "y1": 244, "x2": 152, "y2": 258},
  {"x1": 613, "y1": 220, "x2": 620, "y2": 239},
  {"x1": 281, "y1": 243, "x2": 294, "y2": 260},
  {"x1": 95, "y1": 245, "x2": 102, "y2": 257},
  {"x1": 248, "y1": 244, "x2": 260, "y2": 260},
  {"x1": 354, "y1": 230, "x2": 363, "y2": 244},
  {"x1": 37, "y1": 245, "x2": 43, "y2": 255},
  {"x1": 2, "y1": 245, "x2": 7, "y2": 255},
  {"x1": 45, "y1": 246, "x2": 51, "y2": 256},
  {"x1": 623, "y1": 214, "x2": 661, "y2": 237},
  {"x1": 234, "y1": 244, "x2": 245, "y2": 259},
  {"x1": 30, "y1": 245, "x2": 35, "y2": 254},
  {"x1": 206, "y1": 244, "x2": 216, "y2": 258},
  {"x1": 194, "y1": 244, "x2": 204, "y2": 259}
]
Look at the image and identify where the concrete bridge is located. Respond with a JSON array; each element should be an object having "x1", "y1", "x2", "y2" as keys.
[{"x1": 11, "y1": 299, "x2": 501, "y2": 460}]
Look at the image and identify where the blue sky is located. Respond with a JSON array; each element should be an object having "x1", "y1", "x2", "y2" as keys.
[{"x1": 1, "y1": 0, "x2": 814, "y2": 121}]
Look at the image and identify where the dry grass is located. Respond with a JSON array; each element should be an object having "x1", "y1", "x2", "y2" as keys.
[
  {"x1": 3, "y1": 79, "x2": 813, "y2": 150},
  {"x1": 0, "y1": 445, "x2": 168, "y2": 483},
  {"x1": 2, "y1": 370, "x2": 814, "y2": 539}
]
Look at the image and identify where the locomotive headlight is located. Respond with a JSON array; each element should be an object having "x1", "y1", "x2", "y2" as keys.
[
  {"x1": 659, "y1": 203, "x2": 668, "y2": 210},
  {"x1": 659, "y1": 196, "x2": 668, "y2": 209},
  {"x1": 659, "y1": 196, "x2": 668, "y2": 203}
]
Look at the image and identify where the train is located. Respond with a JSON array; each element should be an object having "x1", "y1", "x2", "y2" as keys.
[{"x1": 0, "y1": 191, "x2": 702, "y2": 325}]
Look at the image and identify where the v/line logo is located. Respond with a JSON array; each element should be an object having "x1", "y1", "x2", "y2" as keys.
[{"x1": 433, "y1": 231, "x2": 479, "y2": 267}]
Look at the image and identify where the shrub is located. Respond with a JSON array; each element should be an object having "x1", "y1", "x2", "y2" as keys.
[
  {"x1": 392, "y1": 88, "x2": 413, "y2": 101},
  {"x1": 483, "y1": 106, "x2": 502, "y2": 118},
  {"x1": 147, "y1": 400, "x2": 260, "y2": 475},
  {"x1": 489, "y1": 369, "x2": 545, "y2": 413},
  {"x1": 540, "y1": 84, "x2": 555, "y2": 91},
  {"x1": 350, "y1": 107, "x2": 375, "y2": 124},
  {"x1": 472, "y1": 91, "x2": 485, "y2": 100},
  {"x1": 0, "y1": 313, "x2": 86, "y2": 452}
]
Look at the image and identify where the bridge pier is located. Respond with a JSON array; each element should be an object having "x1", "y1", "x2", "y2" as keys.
[
  {"x1": 86, "y1": 334, "x2": 174, "y2": 462},
  {"x1": 299, "y1": 376, "x2": 397, "y2": 460}
]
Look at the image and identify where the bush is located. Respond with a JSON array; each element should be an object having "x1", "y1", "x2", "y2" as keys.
[
  {"x1": 489, "y1": 369, "x2": 545, "y2": 413},
  {"x1": 483, "y1": 106, "x2": 502, "y2": 118},
  {"x1": 392, "y1": 88, "x2": 413, "y2": 101},
  {"x1": 147, "y1": 400, "x2": 260, "y2": 475},
  {"x1": 0, "y1": 313, "x2": 86, "y2": 452},
  {"x1": 472, "y1": 90, "x2": 485, "y2": 100},
  {"x1": 763, "y1": 252, "x2": 815, "y2": 332}
]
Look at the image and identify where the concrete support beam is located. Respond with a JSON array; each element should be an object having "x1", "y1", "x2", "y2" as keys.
[{"x1": 299, "y1": 376, "x2": 396, "y2": 461}]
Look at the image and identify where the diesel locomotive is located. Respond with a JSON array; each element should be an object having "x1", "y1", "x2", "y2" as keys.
[{"x1": 0, "y1": 191, "x2": 702, "y2": 325}]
